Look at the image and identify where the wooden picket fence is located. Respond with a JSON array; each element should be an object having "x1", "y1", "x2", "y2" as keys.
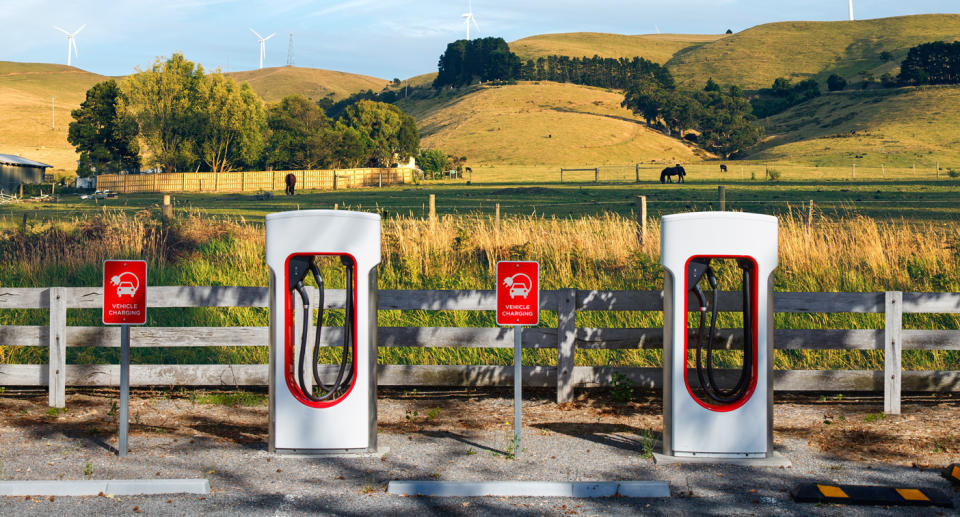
[
  {"x1": 1, "y1": 287, "x2": 959, "y2": 415},
  {"x1": 95, "y1": 168, "x2": 416, "y2": 194}
]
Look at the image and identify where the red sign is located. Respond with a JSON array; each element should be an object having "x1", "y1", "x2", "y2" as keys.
[
  {"x1": 496, "y1": 261, "x2": 540, "y2": 326},
  {"x1": 103, "y1": 260, "x2": 147, "y2": 325}
]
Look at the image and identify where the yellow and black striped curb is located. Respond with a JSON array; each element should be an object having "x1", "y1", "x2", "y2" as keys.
[
  {"x1": 791, "y1": 483, "x2": 953, "y2": 508},
  {"x1": 944, "y1": 464, "x2": 960, "y2": 486}
]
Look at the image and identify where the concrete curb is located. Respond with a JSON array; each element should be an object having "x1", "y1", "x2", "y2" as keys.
[
  {"x1": 0, "y1": 479, "x2": 210, "y2": 496},
  {"x1": 653, "y1": 451, "x2": 792, "y2": 468},
  {"x1": 387, "y1": 480, "x2": 670, "y2": 498}
]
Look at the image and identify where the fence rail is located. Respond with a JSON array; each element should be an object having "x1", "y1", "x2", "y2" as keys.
[
  {"x1": 94, "y1": 168, "x2": 415, "y2": 194},
  {"x1": 1, "y1": 287, "x2": 959, "y2": 414}
]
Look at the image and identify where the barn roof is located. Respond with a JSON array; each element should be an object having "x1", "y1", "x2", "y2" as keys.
[{"x1": 0, "y1": 154, "x2": 53, "y2": 168}]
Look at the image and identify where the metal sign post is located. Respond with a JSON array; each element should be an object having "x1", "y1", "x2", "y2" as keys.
[
  {"x1": 103, "y1": 260, "x2": 147, "y2": 457},
  {"x1": 119, "y1": 325, "x2": 130, "y2": 456},
  {"x1": 496, "y1": 261, "x2": 539, "y2": 459},
  {"x1": 513, "y1": 324, "x2": 522, "y2": 456}
]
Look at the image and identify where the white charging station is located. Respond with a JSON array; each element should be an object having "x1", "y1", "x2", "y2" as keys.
[
  {"x1": 266, "y1": 210, "x2": 380, "y2": 454},
  {"x1": 660, "y1": 212, "x2": 778, "y2": 460}
]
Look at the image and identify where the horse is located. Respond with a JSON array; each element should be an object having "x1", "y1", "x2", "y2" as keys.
[
  {"x1": 660, "y1": 165, "x2": 686, "y2": 184},
  {"x1": 720, "y1": 164, "x2": 728, "y2": 173}
]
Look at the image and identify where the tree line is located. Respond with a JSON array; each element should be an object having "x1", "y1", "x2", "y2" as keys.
[{"x1": 68, "y1": 53, "x2": 419, "y2": 176}]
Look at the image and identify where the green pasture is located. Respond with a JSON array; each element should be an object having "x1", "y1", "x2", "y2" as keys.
[{"x1": 4, "y1": 163, "x2": 960, "y2": 226}]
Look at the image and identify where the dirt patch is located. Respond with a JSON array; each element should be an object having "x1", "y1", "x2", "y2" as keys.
[{"x1": 1, "y1": 389, "x2": 957, "y2": 466}]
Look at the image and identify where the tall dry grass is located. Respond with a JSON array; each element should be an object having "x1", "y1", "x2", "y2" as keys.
[{"x1": 1, "y1": 209, "x2": 958, "y2": 371}]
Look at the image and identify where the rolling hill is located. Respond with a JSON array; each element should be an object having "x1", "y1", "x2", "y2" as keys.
[
  {"x1": 666, "y1": 14, "x2": 960, "y2": 90},
  {"x1": 750, "y1": 85, "x2": 960, "y2": 167},
  {"x1": 226, "y1": 66, "x2": 387, "y2": 103},
  {"x1": 0, "y1": 62, "x2": 387, "y2": 169},
  {"x1": 510, "y1": 33, "x2": 723, "y2": 64},
  {"x1": 396, "y1": 81, "x2": 704, "y2": 166}
]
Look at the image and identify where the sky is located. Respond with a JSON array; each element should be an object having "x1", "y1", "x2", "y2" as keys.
[{"x1": 2, "y1": 1, "x2": 958, "y2": 79}]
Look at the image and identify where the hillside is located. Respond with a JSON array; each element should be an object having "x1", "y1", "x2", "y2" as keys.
[
  {"x1": 749, "y1": 85, "x2": 960, "y2": 167},
  {"x1": 511, "y1": 33, "x2": 723, "y2": 64},
  {"x1": 396, "y1": 81, "x2": 703, "y2": 166},
  {"x1": 0, "y1": 62, "x2": 109, "y2": 170},
  {"x1": 227, "y1": 66, "x2": 387, "y2": 103},
  {"x1": 667, "y1": 14, "x2": 960, "y2": 90}
]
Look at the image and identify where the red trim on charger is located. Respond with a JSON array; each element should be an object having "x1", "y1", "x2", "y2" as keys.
[
  {"x1": 682, "y1": 255, "x2": 759, "y2": 412},
  {"x1": 283, "y1": 252, "x2": 359, "y2": 408}
]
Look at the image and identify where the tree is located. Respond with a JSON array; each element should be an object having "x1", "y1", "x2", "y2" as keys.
[
  {"x1": 725, "y1": 29, "x2": 733, "y2": 35},
  {"x1": 433, "y1": 37, "x2": 520, "y2": 88},
  {"x1": 416, "y1": 149, "x2": 447, "y2": 175},
  {"x1": 340, "y1": 100, "x2": 419, "y2": 166},
  {"x1": 899, "y1": 41, "x2": 960, "y2": 85},
  {"x1": 704, "y1": 78, "x2": 721, "y2": 92},
  {"x1": 198, "y1": 74, "x2": 267, "y2": 172},
  {"x1": 827, "y1": 74, "x2": 847, "y2": 91},
  {"x1": 123, "y1": 53, "x2": 205, "y2": 172},
  {"x1": 67, "y1": 80, "x2": 140, "y2": 176},
  {"x1": 265, "y1": 94, "x2": 335, "y2": 170}
]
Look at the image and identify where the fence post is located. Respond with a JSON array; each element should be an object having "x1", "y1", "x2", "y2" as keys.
[
  {"x1": 560, "y1": 168, "x2": 563, "y2": 184},
  {"x1": 884, "y1": 291, "x2": 902, "y2": 415},
  {"x1": 556, "y1": 288, "x2": 577, "y2": 403},
  {"x1": 636, "y1": 196, "x2": 647, "y2": 246},
  {"x1": 851, "y1": 164, "x2": 855, "y2": 180},
  {"x1": 635, "y1": 163, "x2": 639, "y2": 183},
  {"x1": 807, "y1": 200, "x2": 814, "y2": 229},
  {"x1": 718, "y1": 186, "x2": 726, "y2": 211},
  {"x1": 48, "y1": 287, "x2": 66, "y2": 408},
  {"x1": 494, "y1": 203, "x2": 501, "y2": 233},
  {"x1": 594, "y1": 168, "x2": 598, "y2": 183},
  {"x1": 429, "y1": 194, "x2": 437, "y2": 230}
]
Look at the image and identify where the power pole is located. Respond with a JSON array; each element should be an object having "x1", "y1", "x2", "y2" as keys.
[{"x1": 286, "y1": 33, "x2": 295, "y2": 67}]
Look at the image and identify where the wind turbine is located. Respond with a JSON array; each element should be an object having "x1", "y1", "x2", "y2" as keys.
[
  {"x1": 53, "y1": 25, "x2": 85, "y2": 67},
  {"x1": 250, "y1": 28, "x2": 275, "y2": 69},
  {"x1": 462, "y1": 1, "x2": 479, "y2": 41},
  {"x1": 848, "y1": 0, "x2": 854, "y2": 21}
]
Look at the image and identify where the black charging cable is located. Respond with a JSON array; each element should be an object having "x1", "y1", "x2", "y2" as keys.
[
  {"x1": 690, "y1": 260, "x2": 755, "y2": 404},
  {"x1": 289, "y1": 257, "x2": 356, "y2": 402}
]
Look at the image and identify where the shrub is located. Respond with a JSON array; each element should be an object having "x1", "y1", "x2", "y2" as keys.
[
  {"x1": 767, "y1": 169, "x2": 782, "y2": 181},
  {"x1": 827, "y1": 74, "x2": 847, "y2": 92},
  {"x1": 948, "y1": 169, "x2": 960, "y2": 179}
]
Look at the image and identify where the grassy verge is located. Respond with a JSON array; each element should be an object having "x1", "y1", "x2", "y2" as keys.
[{"x1": 1, "y1": 209, "x2": 958, "y2": 371}]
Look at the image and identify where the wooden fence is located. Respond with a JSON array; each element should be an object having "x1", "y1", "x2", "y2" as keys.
[
  {"x1": 1, "y1": 287, "x2": 959, "y2": 414},
  {"x1": 95, "y1": 168, "x2": 416, "y2": 194}
]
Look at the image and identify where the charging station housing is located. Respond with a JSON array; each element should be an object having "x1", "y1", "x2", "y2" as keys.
[
  {"x1": 661, "y1": 212, "x2": 778, "y2": 458},
  {"x1": 266, "y1": 210, "x2": 380, "y2": 454}
]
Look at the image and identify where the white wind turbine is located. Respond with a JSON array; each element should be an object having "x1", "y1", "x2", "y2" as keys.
[
  {"x1": 848, "y1": 0, "x2": 854, "y2": 21},
  {"x1": 53, "y1": 24, "x2": 86, "y2": 67},
  {"x1": 250, "y1": 28, "x2": 275, "y2": 69},
  {"x1": 462, "y1": 1, "x2": 479, "y2": 41}
]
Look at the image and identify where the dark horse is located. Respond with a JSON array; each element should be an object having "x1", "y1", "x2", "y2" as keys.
[
  {"x1": 720, "y1": 164, "x2": 728, "y2": 173},
  {"x1": 660, "y1": 164, "x2": 686, "y2": 184}
]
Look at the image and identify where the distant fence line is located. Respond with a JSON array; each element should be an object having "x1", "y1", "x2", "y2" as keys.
[{"x1": 94, "y1": 168, "x2": 416, "y2": 194}]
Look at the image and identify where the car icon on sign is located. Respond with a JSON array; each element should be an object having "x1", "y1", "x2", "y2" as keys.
[{"x1": 117, "y1": 281, "x2": 137, "y2": 297}]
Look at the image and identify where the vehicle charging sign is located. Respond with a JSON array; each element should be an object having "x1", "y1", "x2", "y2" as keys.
[
  {"x1": 496, "y1": 261, "x2": 539, "y2": 326},
  {"x1": 103, "y1": 260, "x2": 147, "y2": 325}
]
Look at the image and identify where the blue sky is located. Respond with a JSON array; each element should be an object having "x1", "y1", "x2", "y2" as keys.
[{"x1": 2, "y1": 1, "x2": 957, "y2": 79}]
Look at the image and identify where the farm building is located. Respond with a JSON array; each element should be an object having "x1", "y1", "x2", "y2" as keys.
[{"x1": 0, "y1": 154, "x2": 52, "y2": 193}]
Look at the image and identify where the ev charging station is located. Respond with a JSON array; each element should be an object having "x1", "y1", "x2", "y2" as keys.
[
  {"x1": 266, "y1": 210, "x2": 380, "y2": 454},
  {"x1": 660, "y1": 212, "x2": 779, "y2": 461}
]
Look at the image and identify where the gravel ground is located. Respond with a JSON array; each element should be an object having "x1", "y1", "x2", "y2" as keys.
[{"x1": 1, "y1": 390, "x2": 958, "y2": 516}]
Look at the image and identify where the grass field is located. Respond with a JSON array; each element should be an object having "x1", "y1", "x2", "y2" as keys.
[
  {"x1": 510, "y1": 32, "x2": 723, "y2": 63},
  {"x1": 5, "y1": 163, "x2": 959, "y2": 225},
  {"x1": 666, "y1": 14, "x2": 960, "y2": 89},
  {"x1": 225, "y1": 66, "x2": 388, "y2": 103}
]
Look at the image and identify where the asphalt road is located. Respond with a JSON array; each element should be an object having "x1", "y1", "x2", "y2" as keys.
[{"x1": 1, "y1": 423, "x2": 957, "y2": 516}]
